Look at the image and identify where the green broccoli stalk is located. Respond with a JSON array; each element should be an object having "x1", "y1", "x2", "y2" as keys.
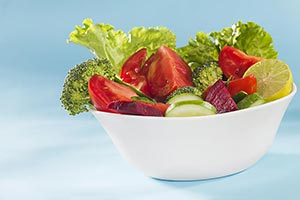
[
  {"x1": 192, "y1": 61, "x2": 223, "y2": 92},
  {"x1": 60, "y1": 58, "x2": 116, "y2": 115}
]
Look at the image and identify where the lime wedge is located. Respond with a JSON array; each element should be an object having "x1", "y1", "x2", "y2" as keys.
[{"x1": 243, "y1": 59, "x2": 293, "y2": 101}]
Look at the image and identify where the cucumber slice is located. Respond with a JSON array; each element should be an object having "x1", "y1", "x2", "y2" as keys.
[
  {"x1": 237, "y1": 93, "x2": 265, "y2": 109},
  {"x1": 232, "y1": 91, "x2": 248, "y2": 103},
  {"x1": 165, "y1": 100, "x2": 216, "y2": 117},
  {"x1": 166, "y1": 93, "x2": 202, "y2": 104},
  {"x1": 165, "y1": 86, "x2": 202, "y2": 103}
]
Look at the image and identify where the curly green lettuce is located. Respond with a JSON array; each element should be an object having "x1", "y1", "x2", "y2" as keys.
[
  {"x1": 210, "y1": 21, "x2": 278, "y2": 58},
  {"x1": 128, "y1": 26, "x2": 176, "y2": 55},
  {"x1": 177, "y1": 32, "x2": 219, "y2": 70}
]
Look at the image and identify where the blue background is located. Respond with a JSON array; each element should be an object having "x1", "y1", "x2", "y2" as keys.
[{"x1": 0, "y1": 0, "x2": 299, "y2": 199}]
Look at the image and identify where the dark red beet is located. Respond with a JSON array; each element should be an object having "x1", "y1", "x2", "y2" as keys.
[
  {"x1": 108, "y1": 101, "x2": 164, "y2": 117},
  {"x1": 204, "y1": 80, "x2": 238, "y2": 113}
]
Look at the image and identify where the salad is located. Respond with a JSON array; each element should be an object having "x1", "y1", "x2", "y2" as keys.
[{"x1": 61, "y1": 19, "x2": 293, "y2": 117}]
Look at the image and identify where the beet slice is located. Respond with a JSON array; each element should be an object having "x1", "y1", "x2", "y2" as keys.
[
  {"x1": 108, "y1": 101, "x2": 164, "y2": 117},
  {"x1": 204, "y1": 80, "x2": 238, "y2": 113}
]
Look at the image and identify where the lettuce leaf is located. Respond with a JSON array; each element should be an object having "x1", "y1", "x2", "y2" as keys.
[
  {"x1": 68, "y1": 19, "x2": 129, "y2": 73},
  {"x1": 210, "y1": 21, "x2": 278, "y2": 58},
  {"x1": 129, "y1": 26, "x2": 176, "y2": 56},
  {"x1": 68, "y1": 19, "x2": 176, "y2": 73},
  {"x1": 209, "y1": 25, "x2": 237, "y2": 51},
  {"x1": 177, "y1": 32, "x2": 219, "y2": 70}
]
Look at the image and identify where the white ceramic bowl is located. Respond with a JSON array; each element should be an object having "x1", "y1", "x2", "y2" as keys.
[{"x1": 91, "y1": 83, "x2": 297, "y2": 180}]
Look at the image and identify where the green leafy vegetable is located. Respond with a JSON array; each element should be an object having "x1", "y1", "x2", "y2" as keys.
[
  {"x1": 60, "y1": 58, "x2": 116, "y2": 115},
  {"x1": 210, "y1": 21, "x2": 278, "y2": 58},
  {"x1": 68, "y1": 19, "x2": 176, "y2": 73},
  {"x1": 128, "y1": 26, "x2": 176, "y2": 56},
  {"x1": 177, "y1": 32, "x2": 219, "y2": 70},
  {"x1": 209, "y1": 25, "x2": 238, "y2": 52}
]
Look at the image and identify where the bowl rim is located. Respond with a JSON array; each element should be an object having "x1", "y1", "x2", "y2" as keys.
[{"x1": 90, "y1": 83, "x2": 297, "y2": 120}]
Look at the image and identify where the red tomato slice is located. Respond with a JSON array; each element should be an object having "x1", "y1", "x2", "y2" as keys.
[
  {"x1": 227, "y1": 75, "x2": 257, "y2": 96},
  {"x1": 219, "y1": 46, "x2": 263, "y2": 79},
  {"x1": 120, "y1": 48, "x2": 151, "y2": 96},
  {"x1": 88, "y1": 74, "x2": 137, "y2": 112},
  {"x1": 120, "y1": 48, "x2": 147, "y2": 82},
  {"x1": 146, "y1": 45, "x2": 194, "y2": 99}
]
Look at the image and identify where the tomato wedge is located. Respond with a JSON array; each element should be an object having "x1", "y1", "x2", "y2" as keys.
[
  {"x1": 146, "y1": 45, "x2": 194, "y2": 99},
  {"x1": 219, "y1": 46, "x2": 263, "y2": 80},
  {"x1": 120, "y1": 48, "x2": 147, "y2": 82},
  {"x1": 88, "y1": 74, "x2": 137, "y2": 112},
  {"x1": 227, "y1": 75, "x2": 257, "y2": 96},
  {"x1": 120, "y1": 48, "x2": 151, "y2": 96},
  {"x1": 140, "y1": 53, "x2": 155, "y2": 76}
]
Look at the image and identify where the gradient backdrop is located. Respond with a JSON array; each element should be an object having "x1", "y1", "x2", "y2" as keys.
[{"x1": 0, "y1": 0, "x2": 299, "y2": 199}]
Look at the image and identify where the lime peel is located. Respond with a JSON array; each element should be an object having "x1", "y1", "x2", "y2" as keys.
[{"x1": 243, "y1": 59, "x2": 293, "y2": 101}]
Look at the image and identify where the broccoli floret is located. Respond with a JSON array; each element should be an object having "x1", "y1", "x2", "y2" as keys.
[
  {"x1": 165, "y1": 86, "x2": 202, "y2": 103},
  {"x1": 60, "y1": 58, "x2": 116, "y2": 115},
  {"x1": 192, "y1": 61, "x2": 223, "y2": 92}
]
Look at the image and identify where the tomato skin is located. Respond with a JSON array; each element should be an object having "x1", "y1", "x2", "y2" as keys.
[
  {"x1": 146, "y1": 46, "x2": 194, "y2": 99},
  {"x1": 88, "y1": 74, "x2": 137, "y2": 112},
  {"x1": 120, "y1": 48, "x2": 151, "y2": 96},
  {"x1": 227, "y1": 75, "x2": 257, "y2": 96},
  {"x1": 219, "y1": 46, "x2": 263, "y2": 79},
  {"x1": 120, "y1": 48, "x2": 147, "y2": 82}
]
